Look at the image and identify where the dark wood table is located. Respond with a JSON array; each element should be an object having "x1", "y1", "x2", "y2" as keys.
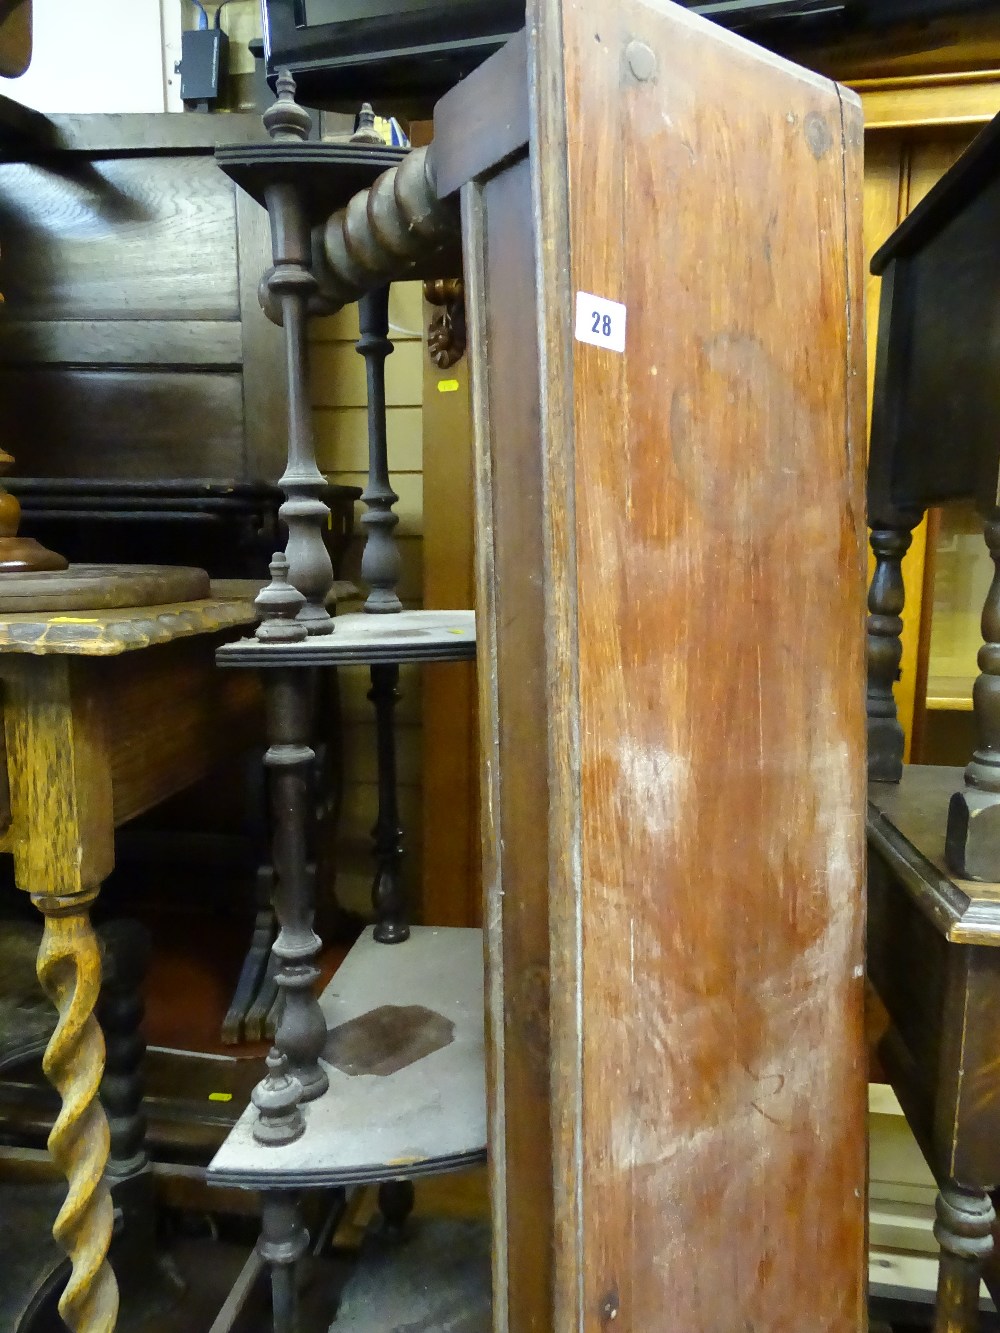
[{"x1": 869, "y1": 765, "x2": 1000, "y2": 1330}]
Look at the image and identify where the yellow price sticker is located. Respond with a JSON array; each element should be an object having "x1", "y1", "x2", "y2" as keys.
[
  {"x1": 208, "y1": 1092, "x2": 233, "y2": 1103},
  {"x1": 437, "y1": 379, "x2": 460, "y2": 394}
]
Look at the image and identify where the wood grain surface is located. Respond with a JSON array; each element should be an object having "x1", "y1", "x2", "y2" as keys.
[
  {"x1": 0, "y1": 112, "x2": 288, "y2": 486},
  {"x1": 464, "y1": 160, "x2": 555, "y2": 1333},
  {"x1": 1, "y1": 654, "x2": 114, "y2": 896},
  {"x1": 0, "y1": 585, "x2": 256, "y2": 656},
  {"x1": 0, "y1": 564, "x2": 208, "y2": 613},
  {"x1": 0, "y1": 367, "x2": 247, "y2": 481},
  {"x1": 0, "y1": 154, "x2": 238, "y2": 321},
  {"x1": 534, "y1": 3, "x2": 869, "y2": 1328},
  {"x1": 102, "y1": 637, "x2": 262, "y2": 828}
]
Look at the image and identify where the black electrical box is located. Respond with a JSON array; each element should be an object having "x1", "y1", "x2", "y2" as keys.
[{"x1": 181, "y1": 26, "x2": 229, "y2": 106}]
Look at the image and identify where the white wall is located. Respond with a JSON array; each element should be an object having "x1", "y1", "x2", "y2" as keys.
[{"x1": 4, "y1": 0, "x2": 183, "y2": 113}]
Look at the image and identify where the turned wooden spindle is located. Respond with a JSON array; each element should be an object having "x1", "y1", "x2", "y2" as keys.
[
  {"x1": 252, "y1": 555, "x2": 327, "y2": 1109},
  {"x1": 263, "y1": 662, "x2": 329, "y2": 1102},
  {"x1": 933, "y1": 1183, "x2": 995, "y2": 1331},
  {"x1": 369, "y1": 663, "x2": 408, "y2": 944},
  {"x1": 262, "y1": 71, "x2": 336, "y2": 635},
  {"x1": 350, "y1": 101, "x2": 383, "y2": 147},
  {"x1": 34, "y1": 891, "x2": 118, "y2": 1332},
  {"x1": 358, "y1": 286, "x2": 402, "y2": 613},
  {"x1": 947, "y1": 514, "x2": 1000, "y2": 878},
  {"x1": 965, "y1": 515, "x2": 1000, "y2": 794},
  {"x1": 867, "y1": 523, "x2": 916, "y2": 783},
  {"x1": 259, "y1": 1192, "x2": 309, "y2": 1333}
]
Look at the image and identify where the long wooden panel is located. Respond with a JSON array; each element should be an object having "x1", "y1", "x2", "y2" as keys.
[
  {"x1": 0, "y1": 368, "x2": 246, "y2": 479},
  {"x1": 422, "y1": 307, "x2": 479, "y2": 929},
  {"x1": 0, "y1": 153, "x2": 239, "y2": 320},
  {"x1": 465, "y1": 161, "x2": 554, "y2": 1333},
  {"x1": 0, "y1": 319, "x2": 243, "y2": 367},
  {"x1": 533, "y1": 3, "x2": 868, "y2": 1326}
]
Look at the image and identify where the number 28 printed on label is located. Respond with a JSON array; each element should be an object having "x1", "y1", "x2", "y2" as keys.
[{"x1": 574, "y1": 291, "x2": 627, "y2": 354}]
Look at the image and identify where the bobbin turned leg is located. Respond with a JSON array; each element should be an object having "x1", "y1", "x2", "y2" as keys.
[
  {"x1": 933, "y1": 1183, "x2": 995, "y2": 1332},
  {"x1": 260, "y1": 1192, "x2": 309, "y2": 1333},
  {"x1": 947, "y1": 514, "x2": 1000, "y2": 879},
  {"x1": 867, "y1": 521, "x2": 919, "y2": 783},
  {"x1": 33, "y1": 890, "x2": 118, "y2": 1333}
]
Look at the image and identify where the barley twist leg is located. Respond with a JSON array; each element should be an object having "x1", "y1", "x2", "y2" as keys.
[{"x1": 34, "y1": 890, "x2": 119, "y2": 1333}]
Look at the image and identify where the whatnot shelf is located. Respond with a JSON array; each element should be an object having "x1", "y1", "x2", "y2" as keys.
[
  {"x1": 216, "y1": 608, "x2": 476, "y2": 669},
  {"x1": 208, "y1": 926, "x2": 486, "y2": 1190}
]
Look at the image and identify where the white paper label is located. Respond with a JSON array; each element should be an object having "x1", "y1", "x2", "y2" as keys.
[{"x1": 574, "y1": 291, "x2": 627, "y2": 353}]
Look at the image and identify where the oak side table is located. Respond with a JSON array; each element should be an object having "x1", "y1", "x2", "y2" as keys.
[{"x1": 0, "y1": 581, "x2": 262, "y2": 1333}]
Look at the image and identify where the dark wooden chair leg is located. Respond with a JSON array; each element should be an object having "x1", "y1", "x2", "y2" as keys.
[
  {"x1": 933, "y1": 1183, "x2": 995, "y2": 1333},
  {"x1": 224, "y1": 756, "x2": 280, "y2": 1045},
  {"x1": 247, "y1": 960, "x2": 281, "y2": 1043},
  {"x1": 98, "y1": 919, "x2": 152, "y2": 1185},
  {"x1": 369, "y1": 663, "x2": 408, "y2": 944},
  {"x1": 223, "y1": 896, "x2": 278, "y2": 1044},
  {"x1": 260, "y1": 1191, "x2": 308, "y2": 1333},
  {"x1": 377, "y1": 1179, "x2": 415, "y2": 1236},
  {"x1": 947, "y1": 514, "x2": 1000, "y2": 879},
  {"x1": 867, "y1": 522, "x2": 918, "y2": 783},
  {"x1": 99, "y1": 920, "x2": 187, "y2": 1321}
]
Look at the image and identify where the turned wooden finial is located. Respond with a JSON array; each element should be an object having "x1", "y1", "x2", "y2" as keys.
[
  {"x1": 0, "y1": 448, "x2": 68, "y2": 573},
  {"x1": 263, "y1": 68, "x2": 312, "y2": 143},
  {"x1": 255, "y1": 551, "x2": 308, "y2": 643},
  {"x1": 252, "y1": 1049, "x2": 305, "y2": 1146},
  {"x1": 350, "y1": 102, "x2": 383, "y2": 145}
]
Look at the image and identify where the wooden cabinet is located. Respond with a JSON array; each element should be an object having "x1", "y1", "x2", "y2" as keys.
[
  {"x1": 440, "y1": 5, "x2": 869, "y2": 1324},
  {"x1": 0, "y1": 113, "x2": 283, "y2": 485}
]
